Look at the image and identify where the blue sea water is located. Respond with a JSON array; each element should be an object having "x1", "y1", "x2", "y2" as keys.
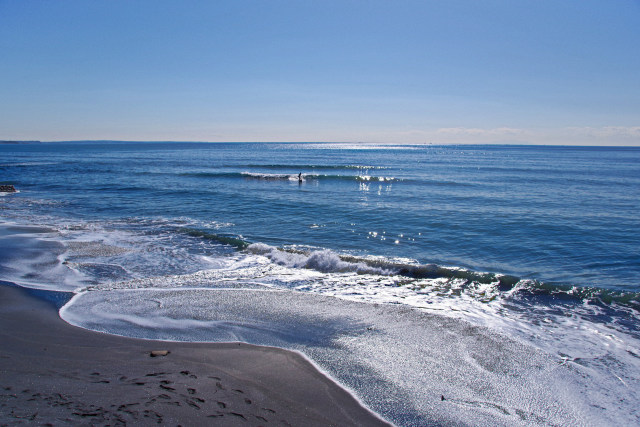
[{"x1": 1, "y1": 142, "x2": 639, "y2": 425}]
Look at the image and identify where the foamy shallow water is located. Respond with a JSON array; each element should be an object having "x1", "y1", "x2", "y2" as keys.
[
  {"x1": 1, "y1": 219, "x2": 639, "y2": 425},
  {"x1": 61, "y1": 286, "x2": 599, "y2": 426}
]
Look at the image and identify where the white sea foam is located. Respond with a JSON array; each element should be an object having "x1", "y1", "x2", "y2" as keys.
[
  {"x1": 0, "y1": 224, "x2": 89, "y2": 291},
  {"x1": 241, "y1": 172, "x2": 302, "y2": 181},
  {"x1": 62, "y1": 286, "x2": 616, "y2": 426}
]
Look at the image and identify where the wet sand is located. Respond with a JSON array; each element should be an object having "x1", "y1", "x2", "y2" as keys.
[{"x1": 0, "y1": 284, "x2": 390, "y2": 426}]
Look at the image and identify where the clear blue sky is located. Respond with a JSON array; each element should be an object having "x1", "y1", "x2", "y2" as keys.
[{"x1": 1, "y1": 0, "x2": 639, "y2": 144}]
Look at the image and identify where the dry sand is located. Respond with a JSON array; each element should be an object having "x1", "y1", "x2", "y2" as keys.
[{"x1": 0, "y1": 284, "x2": 390, "y2": 426}]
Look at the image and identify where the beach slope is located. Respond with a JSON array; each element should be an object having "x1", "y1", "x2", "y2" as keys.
[{"x1": 0, "y1": 284, "x2": 389, "y2": 426}]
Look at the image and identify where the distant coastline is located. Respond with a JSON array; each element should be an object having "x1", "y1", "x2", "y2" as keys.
[{"x1": 1, "y1": 140, "x2": 639, "y2": 148}]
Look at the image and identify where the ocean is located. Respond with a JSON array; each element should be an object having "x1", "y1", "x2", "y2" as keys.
[{"x1": 1, "y1": 141, "x2": 639, "y2": 425}]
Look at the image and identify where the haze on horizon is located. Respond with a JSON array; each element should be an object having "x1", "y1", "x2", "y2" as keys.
[{"x1": 1, "y1": 1, "x2": 639, "y2": 146}]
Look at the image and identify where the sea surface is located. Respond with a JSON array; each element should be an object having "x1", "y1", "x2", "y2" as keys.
[{"x1": 1, "y1": 141, "x2": 639, "y2": 425}]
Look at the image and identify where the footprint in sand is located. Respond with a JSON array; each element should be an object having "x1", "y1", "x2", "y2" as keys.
[
  {"x1": 186, "y1": 400, "x2": 200, "y2": 409},
  {"x1": 89, "y1": 373, "x2": 109, "y2": 383},
  {"x1": 117, "y1": 403, "x2": 139, "y2": 410},
  {"x1": 142, "y1": 409, "x2": 162, "y2": 422},
  {"x1": 179, "y1": 370, "x2": 197, "y2": 378}
]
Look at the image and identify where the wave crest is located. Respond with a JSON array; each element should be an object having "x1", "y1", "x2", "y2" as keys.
[{"x1": 246, "y1": 243, "x2": 392, "y2": 275}]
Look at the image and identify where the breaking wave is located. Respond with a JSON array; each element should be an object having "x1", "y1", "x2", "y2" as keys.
[
  {"x1": 173, "y1": 171, "x2": 399, "y2": 182},
  {"x1": 244, "y1": 243, "x2": 640, "y2": 311},
  {"x1": 240, "y1": 172, "x2": 398, "y2": 182},
  {"x1": 230, "y1": 163, "x2": 389, "y2": 170},
  {"x1": 246, "y1": 243, "x2": 393, "y2": 275}
]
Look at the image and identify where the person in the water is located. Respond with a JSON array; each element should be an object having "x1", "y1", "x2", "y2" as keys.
[{"x1": 298, "y1": 172, "x2": 302, "y2": 183}]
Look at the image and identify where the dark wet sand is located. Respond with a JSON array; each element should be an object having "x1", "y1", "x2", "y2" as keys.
[{"x1": 0, "y1": 284, "x2": 390, "y2": 426}]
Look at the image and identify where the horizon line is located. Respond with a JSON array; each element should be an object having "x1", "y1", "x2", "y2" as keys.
[{"x1": 2, "y1": 139, "x2": 640, "y2": 148}]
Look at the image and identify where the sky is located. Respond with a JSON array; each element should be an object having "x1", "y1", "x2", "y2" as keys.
[{"x1": 1, "y1": 0, "x2": 639, "y2": 145}]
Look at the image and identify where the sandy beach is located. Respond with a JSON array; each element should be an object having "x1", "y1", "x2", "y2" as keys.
[{"x1": 0, "y1": 283, "x2": 389, "y2": 426}]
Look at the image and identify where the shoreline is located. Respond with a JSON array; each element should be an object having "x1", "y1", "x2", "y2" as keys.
[{"x1": 0, "y1": 283, "x2": 390, "y2": 426}]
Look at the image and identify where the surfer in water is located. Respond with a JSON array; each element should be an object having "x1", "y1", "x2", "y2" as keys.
[{"x1": 298, "y1": 172, "x2": 303, "y2": 183}]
